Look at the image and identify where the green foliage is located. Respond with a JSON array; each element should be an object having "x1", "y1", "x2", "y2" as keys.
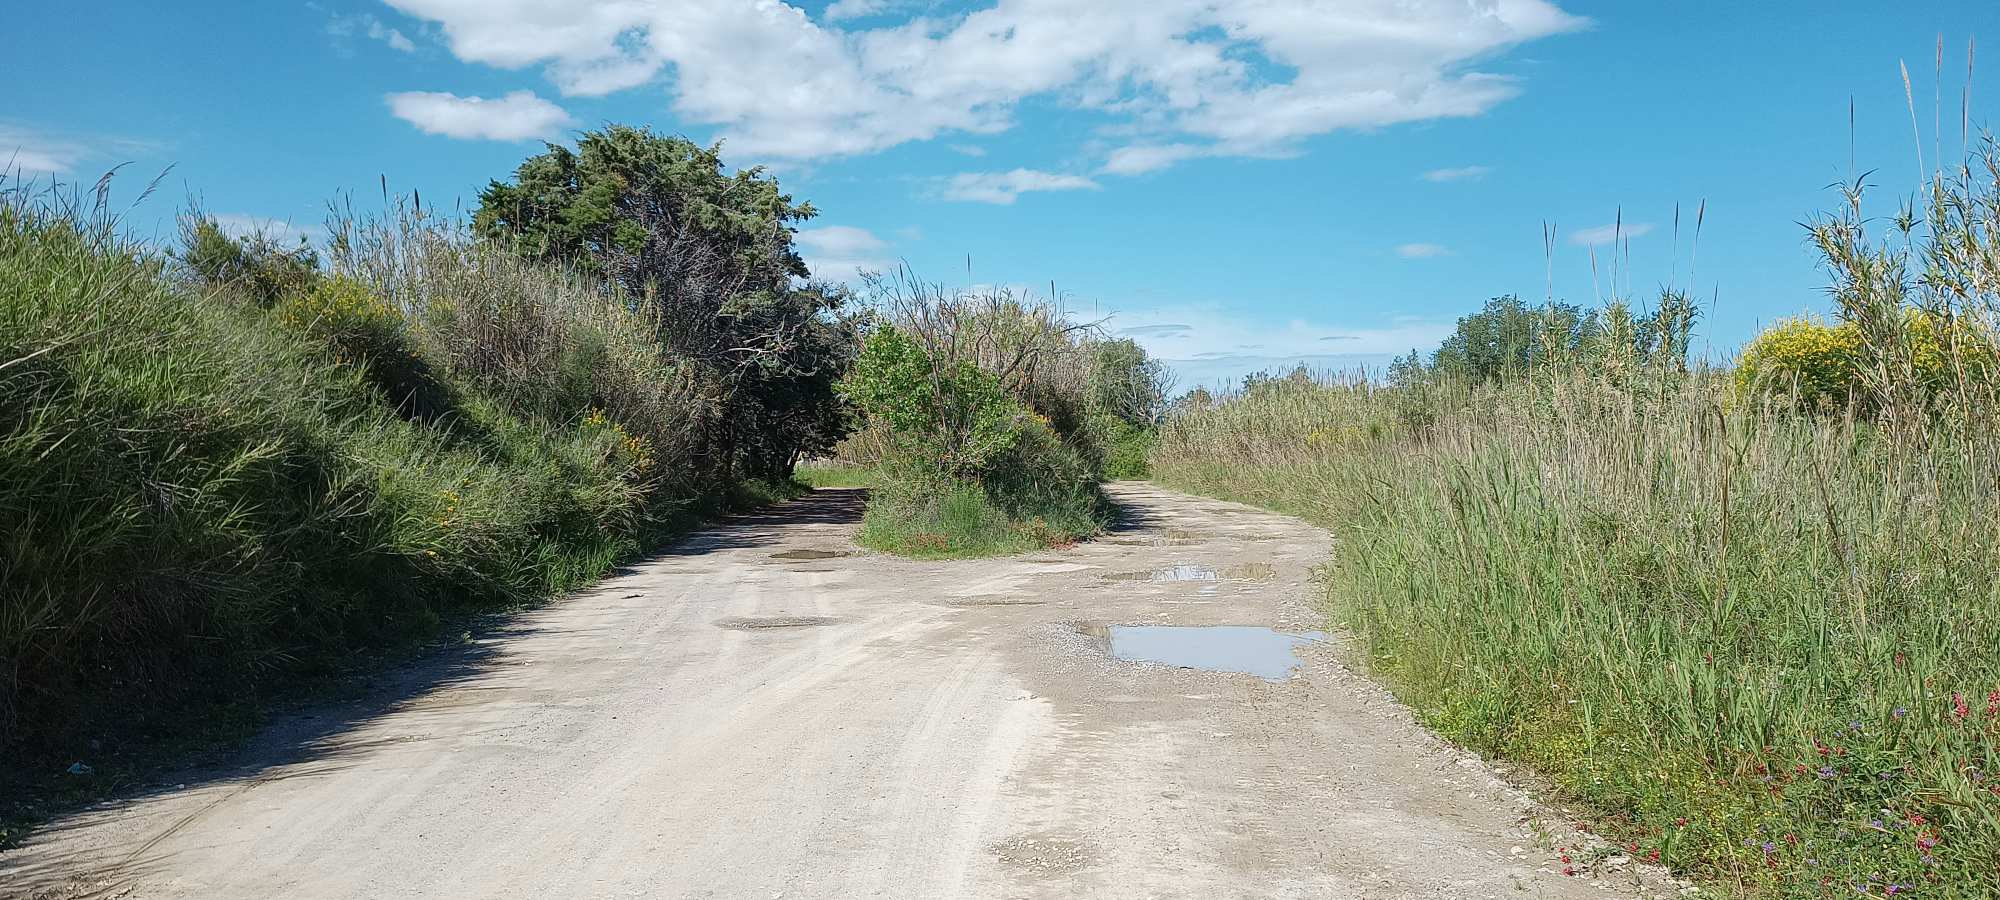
[
  {"x1": 473, "y1": 125, "x2": 854, "y2": 480},
  {"x1": 1087, "y1": 413, "x2": 1155, "y2": 479},
  {"x1": 842, "y1": 327, "x2": 1021, "y2": 481},
  {"x1": 176, "y1": 215, "x2": 321, "y2": 307},
  {"x1": 1409, "y1": 292, "x2": 1697, "y2": 386}
]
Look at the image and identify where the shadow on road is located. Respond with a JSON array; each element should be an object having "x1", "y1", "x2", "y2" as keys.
[{"x1": 0, "y1": 489, "x2": 867, "y2": 895}]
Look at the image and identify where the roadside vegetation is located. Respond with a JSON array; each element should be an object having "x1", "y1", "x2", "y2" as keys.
[
  {"x1": 1154, "y1": 141, "x2": 2000, "y2": 896},
  {"x1": 828, "y1": 274, "x2": 1169, "y2": 557},
  {"x1": 0, "y1": 127, "x2": 854, "y2": 800}
]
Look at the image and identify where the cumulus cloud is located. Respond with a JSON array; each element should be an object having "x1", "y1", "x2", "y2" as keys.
[
  {"x1": 936, "y1": 169, "x2": 1099, "y2": 205},
  {"x1": 1395, "y1": 242, "x2": 1450, "y2": 258},
  {"x1": 1422, "y1": 165, "x2": 1492, "y2": 182},
  {"x1": 382, "y1": 0, "x2": 1585, "y2": 168},
  {"x1": 1570, "y1": 221, "x2": 1654, "y2": 246},
  {"x1": 386, "y1": 90, "x2": 573, "y2": 141},
  {"x1": 795, "y1": 224, "x2": 892, "y2": 280}
]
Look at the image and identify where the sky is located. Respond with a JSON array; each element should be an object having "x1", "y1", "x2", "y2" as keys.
[{"x1": 5, "y1": 1, "x2": 1996, "y2": 389}]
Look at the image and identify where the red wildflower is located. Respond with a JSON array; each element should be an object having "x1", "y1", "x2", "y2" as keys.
[{"x1": 1953, "y1": 692, "x2": 1971, "y2": 722}]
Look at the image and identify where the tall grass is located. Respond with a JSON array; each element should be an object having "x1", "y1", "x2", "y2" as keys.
[
  {"x1": 0, "y1": 182, "x2": 791, "y2": 770},
  {"x1": 1155, "y1": 143, "x2": 2000, "y2": 896}
]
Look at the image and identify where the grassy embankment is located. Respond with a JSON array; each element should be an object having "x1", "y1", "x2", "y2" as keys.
[
  {"x1": 0, "y1": 185, "x2": 814, "y2": 833},
  {"x1": 1153, "y1": 147, "x2": 2000, "y2": 896}
]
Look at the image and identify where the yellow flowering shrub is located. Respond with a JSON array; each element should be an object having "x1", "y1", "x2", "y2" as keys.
[
  {"x1": 1736, "y1": 311, "x2": 1997, "y2": 411},
  {"x1": 1734, "y1": 316, "x2": 1863, "y2": 409}
]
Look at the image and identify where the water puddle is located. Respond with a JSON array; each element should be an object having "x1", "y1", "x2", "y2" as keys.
[
  {"x1": 770, "y1": 549, "x2": 848, "y2": 560},
  {"x1": 713, "y1": 615, "x2": 839, "y2": 630},
  {"x1": 1076, "y1": 624, "x2": 1326, "y2": 680},
  {"x1": 941, "y1": 597, "x2": 1048, "y2": 607},
  {"x1": 1099, "y1": 564, "x2": 1217, "y2": 583}
]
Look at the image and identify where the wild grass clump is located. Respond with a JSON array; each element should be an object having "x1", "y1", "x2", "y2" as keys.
[{"x1": 1155, "y1": 140, "x2": 2000, "y2": 896}]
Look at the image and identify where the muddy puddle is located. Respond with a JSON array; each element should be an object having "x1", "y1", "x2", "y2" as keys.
[
  {"x1": 713, "y1": 615, "x2": 839, "y2": 630},
  {"x1": 1099, "y1": 562, "x2": 1275, "y2": 583},
  {"x1": 1100, "y1": 564, "x2": 1218, "y2": 582},
  {"x1": 1076, "y1": 624, "x2": 1325, "y2": 679},
  {"x1": 769, "y1": 549, "x2": 848, "y2": 560}
]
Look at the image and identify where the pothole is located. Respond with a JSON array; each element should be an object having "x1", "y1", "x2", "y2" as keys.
[
  {"x1": 713, "y1": 615, "x2": 839, "y2": 630},
  {"x1": 1224, "y1": 562, "x2": 1276, "y2": 581},
  {"x1": 1075, "y1": 623, "x2": 1326, "y2": 680},
  {"x1": 941, "y1": 597, "x2": 1049, "y2": 607},
  {"x1": 770, "y1": 549, "x2": 849, "y2": 560},
  {"x1": 1099, "y1": 564, "x2": 1217, "y2": 583}
]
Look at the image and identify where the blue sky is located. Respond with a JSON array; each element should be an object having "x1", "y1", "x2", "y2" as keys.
[{"x1": 5, "y1": 1, "x2": 1995, "y2": 388}]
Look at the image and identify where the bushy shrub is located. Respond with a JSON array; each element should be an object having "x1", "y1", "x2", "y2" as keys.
[
  {"x1": 1734, "y1": 315, "x2": 1864, "y2": 408},
  {"x1": 1736, "y1": 311, "x2": 1997, "y2": 411},
  {"x1": 278, "y1": 275, "x2": 457, "y2": 422}
]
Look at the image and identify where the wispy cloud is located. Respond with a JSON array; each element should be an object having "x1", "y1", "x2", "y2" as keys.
[
  {"x1": 1118, "y1": 323, "x2": 1194, "y2": 338},
  {"x1": 1395, "y1": 242, "x2": 1451, "y2": 258},
  {"x1": 1570, "y1": 222, "x2": 1654, "y2": 246},
  {"x1": 795, "y1": 224, "x2": 892, "y2": 281},
  {"x1": 211, "y1": 213, "x2": 319, "y2": 246},
  {"x1": 0, "y1": 123, "x2": 161, "y2": 178},
  {"x1": 386, "y1": 91, "x2": 572, "y2": 141},
  {"x1": 326, "y1": 10, "x2": 416, "y2": 54},
  {"x1": 935, "y1": 169, "x2": 1100, "y2": 205},
  {"x1": 1421, "y1": 165, "x2": 1492, "y2": 182}
]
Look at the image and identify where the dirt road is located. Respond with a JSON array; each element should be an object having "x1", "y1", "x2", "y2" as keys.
[{"x1": 4, "y1": 485, "x2": 1666, "y2": 899}]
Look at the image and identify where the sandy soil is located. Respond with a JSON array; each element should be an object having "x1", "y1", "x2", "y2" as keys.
[{"x1": 2, "y1": 485, "x2": 1682, "y2": 899}]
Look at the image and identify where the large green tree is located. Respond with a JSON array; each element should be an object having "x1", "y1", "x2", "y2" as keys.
[{"x1": 475, "y1": 126, "x2": 853, "y2": 478}]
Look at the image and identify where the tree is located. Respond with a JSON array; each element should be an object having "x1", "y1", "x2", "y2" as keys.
[
  {"x1": 475, "y1": 126, "x2": 853, "y2": 478},
  {"x1": 1430, "y1": 295, "x2": 1595, "y2": 383}
]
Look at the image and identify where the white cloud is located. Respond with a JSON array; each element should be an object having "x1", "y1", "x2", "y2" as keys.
[
  {"x1": 211, "y1": 213, "x2": 319, "y2": 246},
  {"x1": 1102, "y1": 143, "x2": 1206, "y2": 176},
  {"x1": 0, "y1": 124, "x2": 160, "y2": 178},
  {"x1": 795, "y1": 224, "x2": 892, "y2": 280},
  {"x1": 946, "y1": 144, "x2": 987, "y2": 157},
  {"x1": 1422, "y1": 165, "x2": 1492, "y2": 182},
  {"x1": 1570, "y1": 221, "x2": 1654, "y2": 246},
  {"x1": 0, "y1": 135, "x2": 81, "y2": 176},
  {"x1": 1395, "y1": 242, "x2": 1450, "y2": 258},
  {"x1": 327, "y1": 12, "x2": 418, "y2": 53},
  {"x1": 385, "y1": 90, "x2": 573, "y2": 141},
  {"x1": 383, "y1": 0, "x2": 1586, "y2": 169},
  {"x1": 936, "y1": 169, "x2": 1100, "y2": 205}
]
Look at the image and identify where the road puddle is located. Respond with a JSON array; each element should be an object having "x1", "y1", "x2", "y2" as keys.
[
  {"x1": 713, "y1": 615, "x2": 839, "y2": 630},
  {"x1": 770, "y1": 549, "x2": 848, "y2": 560},
  {"x1": 1099, "y1": 564, "x2": 1218, "y2": 582},
  {"x1": 1077, "y1": 624, "x2": 1325, "y2": 679}
]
